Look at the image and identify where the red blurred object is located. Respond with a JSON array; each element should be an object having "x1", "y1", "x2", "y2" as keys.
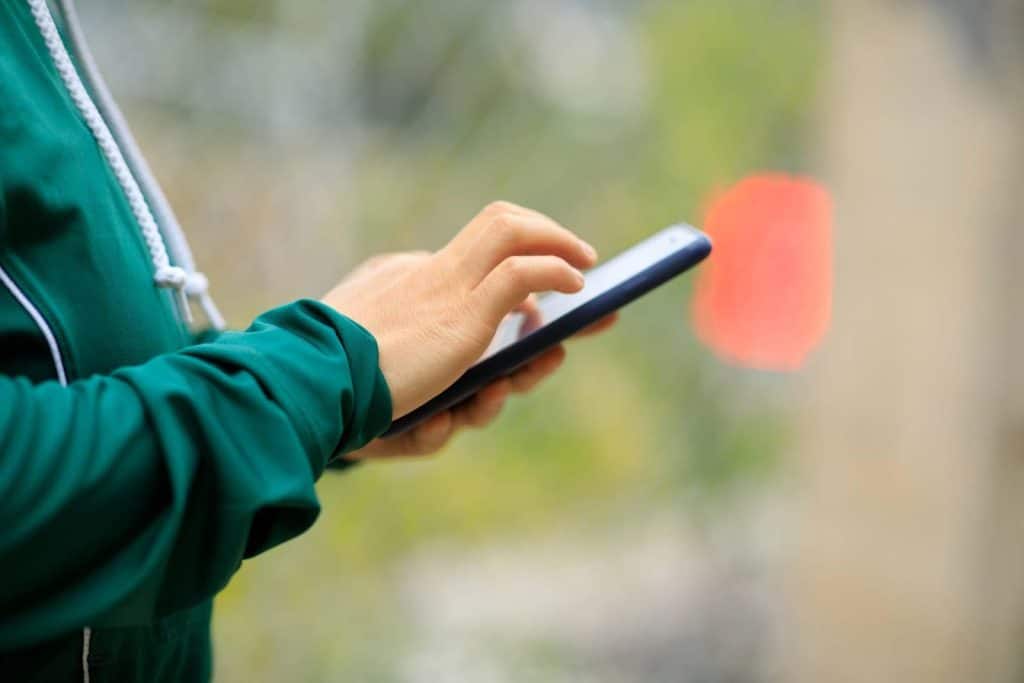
[{"x1": 691, "y1": 174, "x2": 832, "y2": 371}]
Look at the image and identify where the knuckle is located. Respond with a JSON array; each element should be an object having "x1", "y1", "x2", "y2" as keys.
[
  {"x1": 364, "y1": 253, "x2": 391, "y2": 268},
  {"x1": 495, "y1": 217, "x2": 526, "y2": 246},
  {"x1": 411, "y1": 430, "x2": 445, "y2": 457},
  {"x1": 489, "y1": 212, "x2": 518, "y2": 235},
  {"x1": 500, "y1": 256, "x2": 527, "y2": 284},
  {"x1": 485, "y1": 200, "x2": 516, "y2": 216},
  {"x1": 553, "y1": 260, "x2": 582, "y2": 288}
]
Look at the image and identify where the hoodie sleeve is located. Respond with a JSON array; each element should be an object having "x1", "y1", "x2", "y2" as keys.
[{"x1": 0, "y1": 299, "x2": 392, "y2": 651}]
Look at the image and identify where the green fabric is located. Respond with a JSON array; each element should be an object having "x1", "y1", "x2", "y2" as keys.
[{"x1": 0, "y1": 3, "x2": 393, "y2": 679}]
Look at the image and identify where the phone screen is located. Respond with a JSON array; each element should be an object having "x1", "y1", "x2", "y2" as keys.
[{"x1": 480, "y1": 227, "x2": 701, "y2": 361}]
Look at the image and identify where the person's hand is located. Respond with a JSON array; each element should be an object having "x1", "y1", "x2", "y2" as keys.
[
  {"x1": 322, "y1": 202, "x2": 614, "y2": 457},
  {"x1": 323, "y1": 201, "x2": 598, "y2": 420},
  {"x1": 348, "y1": 344, "x2": 564, "y2": 459},
  {"x1": 344, "y1": 298, "x2": 616, "y2": 460}
]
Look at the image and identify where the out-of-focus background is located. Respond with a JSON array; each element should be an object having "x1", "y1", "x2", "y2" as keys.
[{"x1": 80, "y1": 0, "x2": 1024, "y2": 681}]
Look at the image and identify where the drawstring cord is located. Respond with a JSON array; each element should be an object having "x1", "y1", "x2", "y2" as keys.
[
  {"x1": 28, "y1": 0, "x2": 224, "y2": 329},
  {"x1": 56, "y1": 0, "x2": 225, "y2": 330}
]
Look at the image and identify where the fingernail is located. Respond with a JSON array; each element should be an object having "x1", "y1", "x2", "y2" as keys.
[{"x1": 583, "y1": 243, "x2": 598, "y2": 261}]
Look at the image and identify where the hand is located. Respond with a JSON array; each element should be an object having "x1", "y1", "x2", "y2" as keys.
[
  {"x1": 343, "y1": 298, "x2": 617, "y2": 460},
  {"x1": 348, "y1": 345, "x2": 565, "y2": 459},
  {"x1": 322, "y1": 201, "x2": 599, "y2": 420}
]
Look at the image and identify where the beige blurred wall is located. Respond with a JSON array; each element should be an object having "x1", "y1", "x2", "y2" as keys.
[{"x1": 787, "y1": 1, "x2": 1024, "y2": 682}]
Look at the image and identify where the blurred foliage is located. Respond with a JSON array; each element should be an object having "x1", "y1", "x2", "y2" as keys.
[{"x1": 101, "y1": 0, "x2": 822, "y2": 678}]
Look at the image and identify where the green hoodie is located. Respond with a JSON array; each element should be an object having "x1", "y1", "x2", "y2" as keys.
[{"x1": 0, "y1": 2, "x2": 393, "y2": 680}]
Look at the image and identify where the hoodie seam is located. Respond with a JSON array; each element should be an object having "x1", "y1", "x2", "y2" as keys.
[{"x1": 0, "y1": 255, "x2": 70, "y2": 386}]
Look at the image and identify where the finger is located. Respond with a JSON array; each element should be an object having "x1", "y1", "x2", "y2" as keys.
[
  {"x1": 451, "y1": 379, "x2": 511, "y2": 429},
  {"x1": 374, "y1": 411, "x2": 456, "y2": 458},
  {"x1": 573, "y1": 312, "x2": 619, "y2": 338},
  {"x1": 513, "y1": 294, "x2": 540, "y2": 316},
  {"x1": 451, "y1": 201, "x2": 532, "y2": 253},
  {"x1": 405, "y1": 411, "x2": 457, "y2": 455},
  {"x1": 468, "y1": 216, "x2": 597, "y2": 282},
  {"x1": 473, "y1": 255, "x2": 585, "y2": 325},
  {"x1": 470, "y1": 201, "x2": 564, "y2": 232},
  {"x1": 475, "y1": 200, "x2": 535, "y2": 221},
  {"x1": 451, "y1": 209, "x2": 597, "y2": 283},
  {"x1": 513, "y1": 295, "x2": 544, "y2": 336},
  {"x1": 508, "y1": 345, "x2": 567, "y2": 394}
]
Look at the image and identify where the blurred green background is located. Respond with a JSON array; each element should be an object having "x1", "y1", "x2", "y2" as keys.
[{"x1": 84, "y1": 1, "x2": 822, "y2": 679}]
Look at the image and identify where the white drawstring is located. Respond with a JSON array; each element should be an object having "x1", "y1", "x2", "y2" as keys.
[
  {"x1": 81, "y1": 627, "x2": 91, "y2": 683},
  {"x1": 55, "y1": 0, "x2": 226, "y2": 330},
  {"x1": 28, "y1": 0, "x2": 195, "y2": 322}
]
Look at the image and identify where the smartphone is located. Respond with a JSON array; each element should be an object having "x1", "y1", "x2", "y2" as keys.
[{"x1": 382, "y1": 225, "x2": 712, "y2": 437}]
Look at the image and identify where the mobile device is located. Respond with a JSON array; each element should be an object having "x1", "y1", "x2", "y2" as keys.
[{"x1": 384, "y1": 225, "x2": 711, "y2": 437}]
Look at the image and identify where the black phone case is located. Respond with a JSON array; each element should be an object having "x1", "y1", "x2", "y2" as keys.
[{"x1": 383, "y1": 231, "x2": 712, "y2": 437}]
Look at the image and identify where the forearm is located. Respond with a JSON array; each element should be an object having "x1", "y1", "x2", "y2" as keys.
[{"x1": 0, "y1": 299, "x2": 391, "y2": 650}]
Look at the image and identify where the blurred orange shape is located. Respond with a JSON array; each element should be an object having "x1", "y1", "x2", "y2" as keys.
[{"x1": 691, "y1": 174, "x2": 832, "y2": 371}]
